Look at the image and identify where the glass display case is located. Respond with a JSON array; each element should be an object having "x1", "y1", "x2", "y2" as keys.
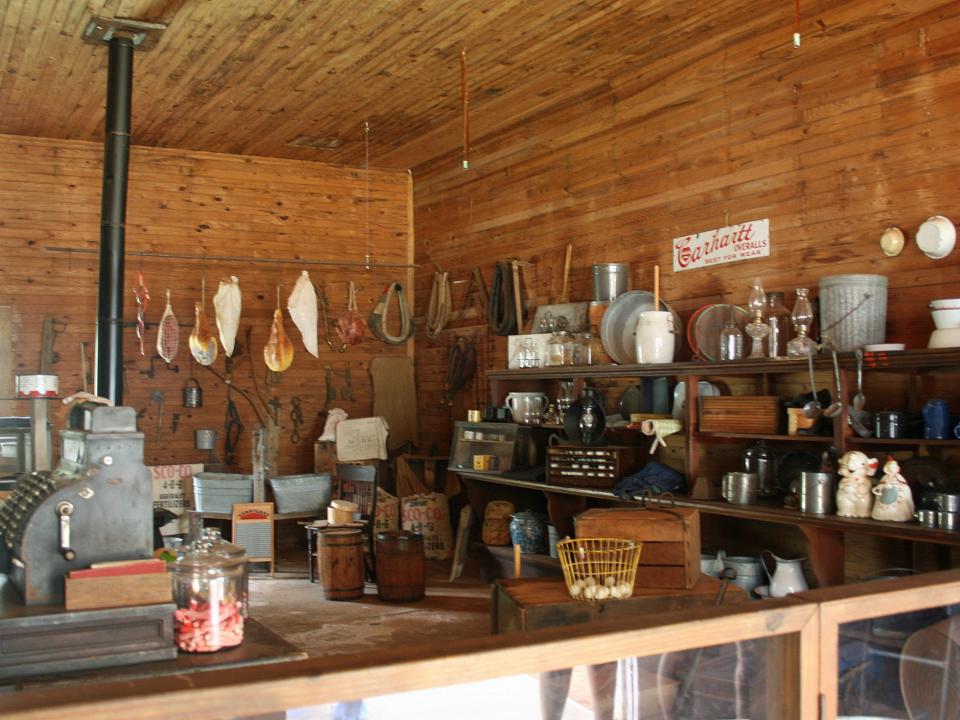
[{"x1": 449, "y1": 422, "x2": 538, "y2": 474}]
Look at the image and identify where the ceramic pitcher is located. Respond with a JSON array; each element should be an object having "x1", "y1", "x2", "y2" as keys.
[
  {"x1": 505, "y1": 392, "x2": 548, "y2": 425},
  {"x1": 760, "y1": 550, "x2": 808, "y2": 598}
]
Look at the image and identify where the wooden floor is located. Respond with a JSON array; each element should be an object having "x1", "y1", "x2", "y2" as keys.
[{"x1": 249, "y1": 557, "x2": 492, "y2": 658}]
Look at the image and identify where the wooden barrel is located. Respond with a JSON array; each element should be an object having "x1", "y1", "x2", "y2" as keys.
[
  {"x1": 314, "y1": 528, "x2": 364, "y2": 601},
  {"x1": 375, "y1": 531, "x2": 426, "y2": 602}
]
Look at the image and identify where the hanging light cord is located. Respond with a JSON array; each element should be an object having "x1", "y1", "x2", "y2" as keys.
[
  {"x1": 461, "y1": 48, "x2": 469, "y2": 169},
  {"x1": 364, "y1": 120, "x2": 372, "y2": 270},
  {"x1": 793, "y1": 0, "x2": 801, "y2": 48}
]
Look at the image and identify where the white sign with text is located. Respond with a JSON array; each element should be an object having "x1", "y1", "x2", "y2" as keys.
[{"x1": 672, "y1": 218, "x2": 770, "y2": 272}]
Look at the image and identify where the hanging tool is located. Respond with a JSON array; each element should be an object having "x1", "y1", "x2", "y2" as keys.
[
  {"x1": 79, "y1": 341, "x2": 90, "y2": 393},
  {"x1": 556, "y1": 243, "x2": 573, "y2": 304},
  {"x1": 150, "y1": 390, "x2": 165, "y2": 445},
  {"x1": 139, "y1": 355, "x2": 158, "y2": 379},
  {"x1": 456, "y1": 267, "x2": 489, "y2": 321},
  {"x1": 442, "y1": 336, "x2": 477, "y2": 405},
  {"x1": 267, "y1": 397, "x2": 281, "y2": 423},
  {"x1": 510, "y1": 260, "x2": 533, "y2": 334},
  {"x1": 40, "y1": 316, "x2": 66, "y2": 373},
  {"x1": 316, "y1": 283, "x2": 347, "y2": 353},
  {"x1": 341, "y1": 366, "x2": 356, "y2": 402},
  {"x1": 488, "y1": 262, "x2": 517, "y2": 336},
  {"x1": 131, "y1": 271, "x2": 150, "y2": 356},
  {"x1": 265, "y1": 368, "x2": 282, "y2": 387},
  {"x1": 369, "y1": 282, "x2": 413, "y2": 344},
  {"x1": 324, "y1": 366, "x2": 336, "y2": 412},
  {"x1": 426, "y1": 271, "x2": 452, "y2": 339},
  {"x1": 171, "y1": 413, "x2": 181, "y2": 434},
  {"x1": 290, "y1": 396, "x2": 304, "y2": 444},
  {"x1": 224, "y1": 389, "x2": 244, "y2": 465}
]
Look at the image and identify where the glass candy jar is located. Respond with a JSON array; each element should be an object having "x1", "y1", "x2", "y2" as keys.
[
  {"x1": 787, "y1": 288, "x2": 817, "y2": 357},
  {"x1": 202, "y1": 527, "x2": 249, "y2": 617},
  {"x1": 172, "y1": 539, "x2": 246, "y2": 653}
]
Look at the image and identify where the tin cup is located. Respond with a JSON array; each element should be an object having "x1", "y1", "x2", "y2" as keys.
[{"x1": 723, "y1": 472, "x2": 759, "y2": 505}]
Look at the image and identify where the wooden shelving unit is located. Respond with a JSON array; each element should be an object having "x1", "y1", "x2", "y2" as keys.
[{"x1": 468, "y1": 348, "x2": 960, "y2": 588}]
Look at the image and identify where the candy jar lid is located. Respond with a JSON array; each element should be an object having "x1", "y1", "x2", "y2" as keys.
[{"x1": 174, "y1": 538, "x2": 245, "y2": 572}]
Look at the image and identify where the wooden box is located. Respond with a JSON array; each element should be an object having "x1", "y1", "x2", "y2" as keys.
[
  {"x1": 65, "y1": 572, "x2": 173, "y2": 611},
  {"x1": 575, "y1": 506, "x2": 701, "y2": 589},
  {"x1": 547, "y1": 445, "x2": 643, "y2": 488},
  {"x1": 699, "y1": 396, "x2": 781, "y2": 434},
  {"x1": 492, "y1": 575, "x2": 747, "y2": 634}
]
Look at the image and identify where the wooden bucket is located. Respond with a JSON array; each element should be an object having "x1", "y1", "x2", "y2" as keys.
[
  {"x1": 375, "y1": 531, "x2": 426, "y2": 602},
  {"x1": 314, "y1": 528, "x2": 364, "y2": 601}
]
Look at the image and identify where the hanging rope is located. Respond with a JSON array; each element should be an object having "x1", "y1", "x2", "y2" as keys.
[
  {"x1": 793, "y1": 0, "x2": 801, "y2": 48},
  {"x1": 461, "y1": 48, "x2": 469, "y2": 169},
  {"x1": 426, "y1": 271, "x2": 452, "y2": 339}
]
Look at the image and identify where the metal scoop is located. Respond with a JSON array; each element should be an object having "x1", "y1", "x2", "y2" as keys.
[
  {"x1": 853, "y1": 348, "x2": 866, "y2": 411},
  {"x1": 803, "y1": 349, "x2": 822, "y2": 419},
  {"x1": 823, "y1": 348, "x2": 844, "y2": 418}
]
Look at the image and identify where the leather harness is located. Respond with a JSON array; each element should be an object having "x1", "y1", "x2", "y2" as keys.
[
  {"x1": 442, "y1": 336, "x2": 477, "y2": 405},
  {"x1": 487, "y1": 261, "x2": 517, "y2": 336},
  {"x1": 369, "y1": 281, "x2": 413, "y2": 344},
  {"x1": 425, "y1": 271, "x2": 451, "y2": 339}
]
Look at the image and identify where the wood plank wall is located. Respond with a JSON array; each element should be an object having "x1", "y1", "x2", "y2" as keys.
[
  {"x1": 411, "y1": 0, "x2": 960, "y2": 451},
  {"x1": 0, "y1": 134, "x2": 412, "y2": 475}
]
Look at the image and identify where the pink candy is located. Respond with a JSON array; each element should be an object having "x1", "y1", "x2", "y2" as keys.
[{"x1": 174, "y1": 599, "x2": 244, "y2": 652}]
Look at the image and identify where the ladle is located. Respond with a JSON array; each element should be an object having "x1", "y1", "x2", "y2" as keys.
[
  {"x1": 823, "y1": 348, "x2": 844, "y2": 418},
  {"x1": 853, "y1": 348, "x2": 866, "y2": 411},
  {"x1": 803, "y1": 348, "x2": 822, "y2": 419}
]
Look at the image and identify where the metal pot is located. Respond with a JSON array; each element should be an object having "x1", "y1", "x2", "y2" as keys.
[
  {"x1": 183, "y1": 378, "x2": 203, "y2": 408},
  {"x1": 743, "y1": 441, "x2": 776, "y2": 496}
]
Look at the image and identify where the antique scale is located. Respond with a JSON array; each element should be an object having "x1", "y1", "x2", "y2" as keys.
[{"x1": 0, "y1": 17, "x2": 178, "y2": 679}]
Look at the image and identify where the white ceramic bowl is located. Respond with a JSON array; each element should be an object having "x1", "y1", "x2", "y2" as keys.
[
  {"x1": 929, "y1": 297, "x2": 960, "y2": 309},
  {"x1": 928, "y1": 328, "x2": 960, "y2": 348},
  {"x1": 916, "y1": 216, "x2": 956, "y2": 259},
  {"x1": 931, "y1": 307, "x2": 960, "y2": 329}
]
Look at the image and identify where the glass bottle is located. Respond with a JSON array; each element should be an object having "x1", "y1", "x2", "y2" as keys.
[
  {"x1": 766, "y1": 291, "x2": 792, "y2": 359},
  {"x1": 745, "y1": 278, "x2": 770, "y2": 359},
  {"x1": 787, "y1": 288, "x2": 817, "y2": 357},
  {"x1": 719, "y1": 308, "x2": 744, "y2": 361},
  {"x1": 171, "y1": 539, "x2": 246, "y2": 652},
  {"x1": 547, "y1": 331, "x2": 569, "y2": 366}
]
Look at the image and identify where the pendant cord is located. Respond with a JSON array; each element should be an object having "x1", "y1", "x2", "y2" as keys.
[
  {"x1": 793, "y1": 0, "x2": 801, "y2": 48},
  {"x1": 461, "y1": 48, "x2": 470, "y2": 169},
  {"x1": 364, "y1": 120, "x2": 372, "y2": 271}
]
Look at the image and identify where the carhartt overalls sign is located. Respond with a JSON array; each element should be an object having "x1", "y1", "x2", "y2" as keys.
[{"x1": 672, "y1": 219, "x2": 770, "y2": 272}]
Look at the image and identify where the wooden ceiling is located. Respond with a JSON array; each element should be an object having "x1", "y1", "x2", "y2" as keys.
[{"x1": 1, "y1": 0, "x2": 805, "y2": 170}]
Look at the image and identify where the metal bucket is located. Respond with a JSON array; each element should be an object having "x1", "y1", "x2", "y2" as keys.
[
  {"x1": 591, "y1": 263, "x2": 630, "y2": 302},
  {"x1": 195, "y1": 428, "x2": 217, "y2": 450},
  {"x1": 183, "y1": 378, "x2": 203, "y2": 408}
]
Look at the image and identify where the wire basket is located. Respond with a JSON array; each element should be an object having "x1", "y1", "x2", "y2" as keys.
[{"x1": 557, "y1": 537, "x2": 642, "y2": 603}]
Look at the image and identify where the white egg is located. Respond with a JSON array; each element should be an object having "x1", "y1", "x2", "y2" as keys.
[
  {"x1": 595, "y1": 586, "x2": 611, "y2": 600},
  {"x1": 610, "y1": 585, "x2": 624, "y2": 599},
  {"x1": 584, "y1": 576, "x2": 597, "y2": 588},
  {"x1": 568, "y1": 583, "x2": 581, "y2": 598},
  {"x1": 604, "y1": 575, "x2": 617, "y2": 588},
  {"x1": 574, "y1": 578, "x2": 586, "y2": 590},
  {"x1": 583, "y1": 585, "x2": 597, "y2": 600},
  {"x1": 617, "y1": 582, "x2": 632, "y2": 598}
]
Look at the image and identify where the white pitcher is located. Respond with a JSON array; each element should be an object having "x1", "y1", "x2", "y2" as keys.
[{"x1": 760, "y1": 550, "x2": 808, "y2": 598}]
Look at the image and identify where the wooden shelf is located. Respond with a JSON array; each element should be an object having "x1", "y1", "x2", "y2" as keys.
[
  {"x1": 845, "y1": 437, "x2": 960, "y2": 447},
  {"x1": 456, "y1": 470, "x2": 960, "y2": 547},
  {"x1": 487, "y1": 347, "x2": 960, "y2": 381},
  {"x1": 695, "y1": 432, "x2": 831, "y2": 443}
]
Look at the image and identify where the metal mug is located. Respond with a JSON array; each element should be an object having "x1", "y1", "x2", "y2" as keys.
[
  {"x1": 195, "y1": 428, "x2": 217, "y2": 451},
  {"x1": 916, "y1": 509, "x2": 938, "y2": 528},
  {"x1": 466, "y1": 409, "x2": 483, "y2": 422},
  {"x1": 875, "y1": 410, "x2": 905, "y2": 439},
  {"x1": 937, "y1": 511, "x2": 959, "y2": 531},
  {"x1": 799, "y1": 472, "x2": 836, "y2": 515},
  {"x1": 723, "y1": 471, "x2": 759, "y2": 505}
]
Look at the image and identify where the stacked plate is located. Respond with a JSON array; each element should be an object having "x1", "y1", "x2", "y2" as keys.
[{"x1": 599, "y1": 290, "x2": 682, "y2": 364}]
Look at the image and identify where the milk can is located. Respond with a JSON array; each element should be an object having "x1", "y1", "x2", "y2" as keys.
[{"x1": 171, "y1": 539, "x2": 246, "y2": 652}]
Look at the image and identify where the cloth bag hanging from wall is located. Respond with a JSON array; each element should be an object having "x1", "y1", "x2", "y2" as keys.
[{"x1": 287, "y1": 270, "x2": 319, "y2": 357}]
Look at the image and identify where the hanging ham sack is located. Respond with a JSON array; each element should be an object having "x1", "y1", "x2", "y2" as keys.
[
  {"x1": 287, "y1": 270, "x2": 319, "y2": 358},
  {"x1": 334, "y1": 280, "x2": 366, "y2": 347},
  {"x1": 213, "y1": 276, "x2": 241, "y2": 357},
  {"x1": 264, "y1": 285, "x2": 294, "y2": 372},
  {"x1": 401, "y1": 492, "x2": 452, "y2": 560},
  {"x1": 189, "y1": 279, "x2": 219, "y2": 366},
  {"x1": 374, "y1": 488, "x2": 400, "y2": 533},
  {"x1": 157, "y1": 289, "x2": 180, "y2": 364}
]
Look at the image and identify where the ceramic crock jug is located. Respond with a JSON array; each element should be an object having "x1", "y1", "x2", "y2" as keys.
[
  {"x1": 760, "y1": 550, "x2": 808, "y2": 598},
  {"x1": 505, "y1": 392, "x2": 548, "y2": 425}
]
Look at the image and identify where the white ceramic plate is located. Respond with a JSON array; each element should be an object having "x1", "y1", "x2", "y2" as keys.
[
  {"x1": 672, "y1": 380, "x2": 721, "y2": 419},
  {"x1": 599, "y1": 290, "x2": 682, "y2": 365}
]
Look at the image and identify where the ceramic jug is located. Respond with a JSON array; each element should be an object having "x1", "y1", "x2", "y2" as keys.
[
  {"x1": 760, "y1": 550, "x2": 808, "y2": 598},
  {"x1": 635, "y1": 310, "x2": 676, "y2": 364},
  {"x1": 505, "y1": 392, "x2": 548, "y2": 425}
]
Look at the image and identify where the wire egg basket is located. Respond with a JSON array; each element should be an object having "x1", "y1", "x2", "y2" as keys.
[{"x1": 557, "y1": 537, "x2": 642, "y2": 603}]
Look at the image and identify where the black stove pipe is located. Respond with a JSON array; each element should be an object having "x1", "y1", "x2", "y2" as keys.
[{"x1": 95, "y1": 34, "x2": 134, "y2": 405}]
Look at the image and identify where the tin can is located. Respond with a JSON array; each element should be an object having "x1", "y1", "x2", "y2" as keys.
[{"x1": 15, "y1": 374, "x2": 58, "y2": 398}]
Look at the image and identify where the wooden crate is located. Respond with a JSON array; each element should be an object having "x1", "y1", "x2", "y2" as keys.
[
  {"x1": 492, "y1": 575, "x2": 746, "y2": 634},
  {"x1": 547, "y1": 445, "x2": 644, "y2": 488},
  {"x1": 65, "y1": 572, "x2": 173, "y2": 611},
  {"x1": 699, "y1": 396, "x2": 781, "y2": 434},
  {"x1": 575, "y1": 506, "x2": 701, "y2": 589}
]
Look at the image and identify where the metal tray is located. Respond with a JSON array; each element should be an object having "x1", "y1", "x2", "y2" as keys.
[{"x1": 599, "y1": 290, "x2": 681, "y2": 365}]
